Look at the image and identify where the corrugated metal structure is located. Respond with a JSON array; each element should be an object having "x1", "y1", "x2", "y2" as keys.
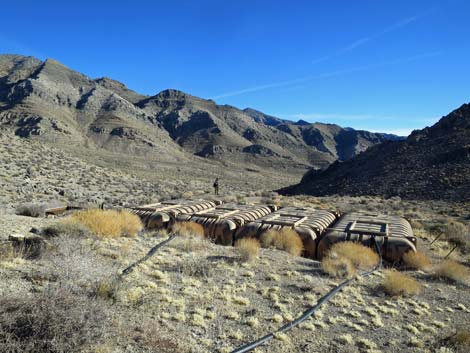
[
  {"x1": 176, "y1": 204, "x2": 276, "y2": 245},
  {"x1": 234, "y1": 207, "x2": 339, "y2": 257},
  {"x1": 317, "y1": 213, "x2": 416, "y2": 262},
  {"x1": 128, "y1": 200, "x2": 416, "y2": 261},
  {"x1": 129, "y1": 199, "x2": 222, "y2": 230}
]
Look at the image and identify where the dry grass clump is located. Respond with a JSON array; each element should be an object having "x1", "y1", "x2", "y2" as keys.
[
  {"x1": 235, "y1": 238, "x2": 260, "y2": 263},
  {"x1": 70, "y1": 209, "x2": 142, "y2": 238},
  {"x1": 322, "y1": 256, "x2": 356, "y2": 278},
  {"x1": 451, "y1": 327, "x2": 470, "y2": 347},
  {"x1": 330, "y1": 242, "x2": 379, "y2": 269},
  {"x1": 403, "y1": 250, "x2": 432, "y2": 271},
  {"x1": 171, "y1": 221, "x2": 205, "y2": 237},
  {"x1": 322, "y1": 242, "x2": 379, "y2": 278},
  {"x1": 15, "y1": 202, "x2": 45, "y2": 217},
  {"x1": 260, "y1": 228, "x2": 303, "y2": 256},
  {"x1": 382, "y1": 269, "x2": 421, "y2": 296},
  {"x1": 0, "y1": 287, "x2": 109, "y2": 353},
  {"x1": 41, "y1": 221, "x2": 91, "y2": 238},
  {"x1": 434, "y1": 260, "x2": 470, "y2": 286}
]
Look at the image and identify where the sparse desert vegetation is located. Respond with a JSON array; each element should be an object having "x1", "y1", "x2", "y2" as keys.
[
  {"x1": 0, "y1": 13, "x2": 469, "y2": 353},
  {"x1": 70, "y1": 209, "x2": 143, "y2": 238},
  {"x1": 235, "y1": 237, "x2": 261, "y2": 263},
  {"x1": 382, "y1": 269, "x2": 422, "y2": 296},
  {"x1": 322, "y1": 242, "x2": 379, "y2": 278},
  {"x1": 260, "y1": 228, "x2": 304, "y2": 256},
  {"x1": 434, "y1": 260, "x2": 470, "y2": 286},
  {"x1": 0, "y1": 144, "x2": 469, "y2": 353},
  {"x1": 171, "y1": 221, "x2": 205, "y2": 238},
  {"x1": 1, "y1": 195, "x2": 469, "y2": 353},
  {"x1": 403, "y1": 250, "x2": 433, "y2": 271}
]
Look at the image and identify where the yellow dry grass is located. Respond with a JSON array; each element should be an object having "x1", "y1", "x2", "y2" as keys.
[
  {"x1": 403, "y1": 250, "x2": 432, "y2": 271},
  {"x1": 70, "y1": 209, "x2": 142, "y2": 239},
  {"x1": 235, "y1": 238, "x2": 260, "y2": 263},
  {"x1": 171, "y1": 221, "x2": 205, "y2": 237},
  {"x1": 322, "y1": 256, "x2": 356, "y2": 278},
  {"x1": 329, "y1": 242, "x2": 379, "y2": 269},
  {"x1": 382, "y1": 269, "x2": 421, "y2": 296},
  {"x1": 260, "y1": 228, "x2": 303, "y2": 256},
  {"x1": 434, "y1": 260, "x2": 470, "y2": 286},
  {"x1": 322, "y1": 242, "x2": 379, "y2": 278}
]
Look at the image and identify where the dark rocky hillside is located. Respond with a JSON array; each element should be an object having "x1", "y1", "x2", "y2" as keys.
[
  {"x1": 280, "y1": 103, "x2": 470, "y2": 202},
  {"x1": 0, "y1": 54, "x2": 400, "y2": 170}
]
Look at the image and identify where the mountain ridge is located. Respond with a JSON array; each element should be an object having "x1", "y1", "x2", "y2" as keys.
[{"x1": 0, "y1": 54, "x2": 402, "y2": 170}]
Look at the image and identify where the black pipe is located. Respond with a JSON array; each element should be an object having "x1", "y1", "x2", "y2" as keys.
[
  {"x1": 120, "y1": 234, "x2": 176, "y2": 276},
  {"x1": 230, "y1": 238, "x2": 383, "y2": 353}
]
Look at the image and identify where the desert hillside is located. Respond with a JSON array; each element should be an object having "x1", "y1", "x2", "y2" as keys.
[
  {"x1": 1, "y1": 194, "x2": 469, "y2": 353},
  {"x1": 0, "y1": 54, "x2": 400, "y2": 172},
  {"x1": 281, "y1": 103, "x2": 470, "y2": 202}
]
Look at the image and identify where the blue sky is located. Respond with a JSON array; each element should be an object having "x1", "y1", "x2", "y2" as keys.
[{"x1": 1, "y1": 0, "x2": 469, "y2": 135}]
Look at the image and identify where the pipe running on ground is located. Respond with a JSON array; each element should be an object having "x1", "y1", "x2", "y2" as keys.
[{"x1": 229, "y1": 237, "x2": 383, "y2": 353}]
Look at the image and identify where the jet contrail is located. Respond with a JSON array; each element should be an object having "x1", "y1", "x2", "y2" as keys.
[
  {"x1": 311, "y1": 9, "x2": 435, "y2": 64},
  {"x1": 211, "y1": 51, "x2": 441, "y2": 99}
]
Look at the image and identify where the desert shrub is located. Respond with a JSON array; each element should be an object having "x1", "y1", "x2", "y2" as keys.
[
  {"x1": 119, "y1": 210, "x2": 144, "y2": 237},
  {"x1": 382, "y1": 269, "x2": 421, "y2": 296},
  {"x1": 259, "y1": 229, "x2": 277, "y2": 248},
  {"x1": 0, "y1": 241, "x2": 16, "y2": 260},
  {"x1": 41, "y1": 221, "x2": 91, "y2": 238},
  {"x1": 69, "y1": 209, "x2": 142, "y2": 239},
  {"x1": 171, "y1": 221, "x2": 204, "y2": 237},
  {"x1": 321, "y1": 242, "x2": 379, "y2": 278},
  {"x1": 171, "y1": 222, "x2": 208, "y2": 252},
  {"x1": 403, "y1": 250, "x2": 432, "y2": 271},
  {"x1": 434, "y1": 260, "x2": 470, "y2": 286},
  {"x1": 0, "y1": 287, "x2": 109, "y2": 353},
  {"x1": 235, "y1": 238, "x2": 260, "y2": 263},
  {"x1": 122, "y1": 319, "x2": 185, "y2": 353},
  {"x1": 45, "y1": 235, "x2": 119, "y2": 294},
  {"x1": 444, "y1": 221, "x2": 469, "y2": 253},
  {"x1": 15, "y1": 202, "x2": 45, "y2": 217},
  {"x1": 260, "y1": 228, "x2": 303, "y2": 256},
  {"x1": 94, "y1": 279, "x2": 118, "y2": 301},
  {"x1": 322, "y1": 256, "x2": 356, "y2": 278},
  {"x1": 176, "y1": 254, "x2": 213, "y2": 278},
  {"x1": 451, "y1": 327, "x2": 470, "y2": 347},
  {"x1": 329, "y1": 242, "x2": 379, "y2": 269}
]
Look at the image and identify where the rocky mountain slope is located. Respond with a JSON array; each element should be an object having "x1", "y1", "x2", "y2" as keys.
[
  {"x1": 0, "y1": 54, "x2": 400, "y2": 171},
  {"x1": 280, "y1": 103, "x2": 470, "y2": 202}
]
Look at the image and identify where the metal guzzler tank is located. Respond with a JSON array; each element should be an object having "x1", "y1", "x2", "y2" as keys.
[
  {"x1": 234, "y1": 206, "x2": 339, "y2": 257},
  {"x1": 317, "y1": 213, "x2": 417, "y2": 262},
  {"x1": 175, "y1": 204, "x2": 276, "y2": 245},
  {"x1": 129, "y1": 199, "x2": 222, "y2": 230}
]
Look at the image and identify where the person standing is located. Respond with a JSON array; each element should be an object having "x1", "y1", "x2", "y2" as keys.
[{"x1": 213, "y1": 178, "x2": 219, "y2": 195}]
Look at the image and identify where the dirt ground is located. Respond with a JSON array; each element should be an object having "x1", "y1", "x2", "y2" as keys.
[{"x1": 1, "y1": 194, "x2": 469, "y2": 353}]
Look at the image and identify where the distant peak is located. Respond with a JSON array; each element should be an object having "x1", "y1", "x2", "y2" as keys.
[
  {"x1": 154, "y1": 89, "x2": 208, "y2": 102},
  {"x1": 95, "y1": 77, "x2": 126, "y2": 88},
  {"x1": 158, "y1": 88, "x2": 187, "y2": 96},
  {"x1": 44, "y1": 58, "x2": 65, "y2": 66},
  {"x1": 295, "y1": 119, "x2": 310, "y2": 126}
]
